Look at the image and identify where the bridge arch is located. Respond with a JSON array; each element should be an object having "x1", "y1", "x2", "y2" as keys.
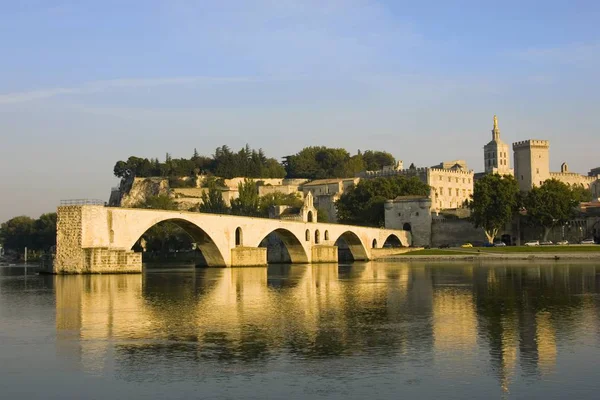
[
  {"x1": 334, "y1": 231, "x2": 368, "y2": 261},
  {"x1": 258, "y1": 228, "x2": 309, "y2": 264},
  {"x1": 383, "y1": 234, "x2": 404, "y2": 248},
  {"x1": 131, "y1": 218, "x2": 227, "y2": 267}
]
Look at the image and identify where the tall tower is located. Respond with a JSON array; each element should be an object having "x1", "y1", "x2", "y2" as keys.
[
  {"x1": 512, "y1": 140, "x2": 550, "y2": 191},
  {"x1": 483, "y1": 115, "x2": 512, "y2": 175}
]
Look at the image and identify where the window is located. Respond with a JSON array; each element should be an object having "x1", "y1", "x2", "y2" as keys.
[
  {"x1": 439, "y1": 188, "x2": 444, "y2": 195},
  {"x1": 398, "y1": 212, "x2": 402, "y2": 216},
  {"x1": 439, "y1": 176, "x2": 442, "y2": 181},
  {"x1": 448, "y1": 177, "x2": 451, "y2": 182},
  {"x1": 315, "y1": 230, "x2": 320, "y2": 244},
  {"x1": 415, "y1": 212, "x2": 420, "y2": 216},
  {"x1": 305, "y1": 229, "x2": 310, "y2": 242},
  {"x1": 521, "y1": 175, "x2": 524, "y2": 180},
  {"x1": 462, "y1": 189, "x2": 466, "y2": 196},
  {"x1": 536, "y1": 168, "x2": 539, "y2": 174},
  {"x1": 456, "y1": 188, "x2": 459, "y2": 196},
  {"x1": 462, "y1": 178, "x2": 465, "y2": 183},
  {"x1": 235, "y1": 227, "x2": 243, "y2": 246},
  {"x1": 455, "y1": 178, "x2": 459, "y2": 183},
  {"x1": 324, "y1": 230, "x2": 329, "y2": 240}
]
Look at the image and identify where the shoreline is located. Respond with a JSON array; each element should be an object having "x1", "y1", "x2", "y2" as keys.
[{"x1": 375, "y1": 252, "x2": 600, "y2": 262}]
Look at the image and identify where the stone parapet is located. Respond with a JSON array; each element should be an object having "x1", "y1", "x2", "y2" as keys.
[{"x1": 513, "y1": 139, "x2": 550, "y2": 149}]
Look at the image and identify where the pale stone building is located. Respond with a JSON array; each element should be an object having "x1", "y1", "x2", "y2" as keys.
[
  {"x1": 301, "y1": 178, "x2": 360, "y2": 222},
  {"x1": 361, "y1": 161, "x2": 474, "y2": 212},
  {"x1": 384, "y1": 196, "x2": 432, "y2": 247},
  {"x1": 513, "y1": 140, "x2": 551, "y2": 191},
  {"x1": 484, "y1": 115, "x2": 513, "y2": 176},
  {"x1": 513, "y1": 140, "x2": 600, "y2": 192},
  {"x1": 268, "y1": 191, "x2": 318, "y2": 222}
]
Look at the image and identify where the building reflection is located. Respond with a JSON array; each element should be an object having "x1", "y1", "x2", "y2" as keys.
[{"x1": 52, "y1": 262, "x2": 599, "y2": 388}]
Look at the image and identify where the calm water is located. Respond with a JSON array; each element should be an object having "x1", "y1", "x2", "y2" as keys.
[{"x1": 1, "y1": 262, "x2": 600, "y2": 399}]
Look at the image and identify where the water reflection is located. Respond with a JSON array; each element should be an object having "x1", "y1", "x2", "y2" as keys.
[{"x1": 50, "y1": 262, "x2": 600, "y2": 394}]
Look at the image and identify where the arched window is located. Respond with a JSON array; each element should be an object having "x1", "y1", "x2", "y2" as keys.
[
  {"x1": 305, "y1": 229, "x2": 310, "y2": 242},
  {"x1": 403, "y1": 223, "x2": 412, "y2": 232},
  {"x1": 307, "y1": 211, "x2": 314, "y2": 223},
  {"x1": 372, "y1": 239, "x2": 377, "y2": 248},
  {"x1": 235, "y1": 227, "x2": 243, "y2": 246},
  {"x1": 315, "y1": 230, "x2": 320, "y2": 244},
  {"x1": 324, "y1": 230, "x2": 329, "y2": 241}
]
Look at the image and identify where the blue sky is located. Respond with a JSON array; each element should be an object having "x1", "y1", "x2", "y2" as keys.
[{"x1": 1, "y1": 0, "x2": 599, "y2": 221}]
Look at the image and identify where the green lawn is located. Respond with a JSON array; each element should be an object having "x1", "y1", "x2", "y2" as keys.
[
  {"x1": 398, "y1": 249, "x2": 480, "y2": 256},
  {"x1": 457, "y1": 245, "x2": 600, "y2": 253},
  {"x1": 399, "y1": 246, "x2": 600, "y2": 256}
]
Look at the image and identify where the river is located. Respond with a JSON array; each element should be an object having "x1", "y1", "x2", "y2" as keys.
[{"x1": 1, "y1": 262, "x2": 599, "y2": 399}]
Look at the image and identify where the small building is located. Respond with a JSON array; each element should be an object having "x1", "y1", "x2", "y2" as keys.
[
  {"x1": 384, "y1": 196, "x2": 432, "y2": 247},
  {"x1": 269, "y1": 191, "x2": 318, "y2": 223}
]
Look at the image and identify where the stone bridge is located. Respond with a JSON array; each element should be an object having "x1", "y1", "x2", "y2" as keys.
[{"x1": 52, "y1": 205, "x2": 411, "y2": 273}]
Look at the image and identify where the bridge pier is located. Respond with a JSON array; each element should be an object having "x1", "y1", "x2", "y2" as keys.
[
  {"x1": 311, "y1": 245, "x2": 338, "y2": 263},
  {"x1": 230, "y1": 247, "x2": 267, "y2": 267}
]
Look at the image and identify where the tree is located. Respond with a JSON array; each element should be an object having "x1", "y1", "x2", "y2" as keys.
[
  {"x1": 571, "y1": 184, "x2": 593, "y2": 203},
  {"x1": 259, "y1": 192, "x2": 304, "y2": 216},
  {"x1": 33, "y1": 213, "x2": 57, "y2": 251},
  {"x1": 199, "y1": 180, "x2": 230, "y2": 214},
  {"x1": 336, "y1": 176, "x2": 430, "y2": 227},
  {"x1": 0, "y1": 216, "x2": 36, "y2": 251},
  {"x1": 467, "y1": 174, "x2": 519, "y2": 244},
  {"x1": 523, "y1": 179, "x2": 579, "y2": 240},
  {"x1": 231, "y1": 179, "x2": 260, "y2": 216},
  {"x1": 362, "y1": 150, "x2": 396, "y2": 171},
  {"x1": 136, "y1": 194, "x2": 179, "y2": 210}
]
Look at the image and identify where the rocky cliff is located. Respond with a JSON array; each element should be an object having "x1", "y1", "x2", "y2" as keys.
[{"x1": 114, "y1": 177, "x2": 171, "y2": 208}]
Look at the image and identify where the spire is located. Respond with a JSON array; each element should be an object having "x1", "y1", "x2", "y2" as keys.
[{"x1": 492, "y1": 114, "x2": 500, "y2": 141}]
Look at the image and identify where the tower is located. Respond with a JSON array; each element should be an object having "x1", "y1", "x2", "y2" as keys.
[
  {"x1": 483, "y1": 115, "x2": 512, "y2": 175},
  {"x1": 512, "y1": 140, "x2": 550, "y2": 191}
]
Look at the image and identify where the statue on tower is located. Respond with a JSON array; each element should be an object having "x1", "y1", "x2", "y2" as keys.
[{"x1": 493, "y1": 114, "x2": 498, "y2": 130}]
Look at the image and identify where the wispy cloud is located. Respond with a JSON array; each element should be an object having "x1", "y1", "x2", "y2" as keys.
[{"x1": 0, "y1": 76, "x2": 263, "y2": 104}]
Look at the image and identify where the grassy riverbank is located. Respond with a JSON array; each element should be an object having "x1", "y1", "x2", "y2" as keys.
[{"x1": 381, "y1": 245, "x2": 600, "y2": 260}]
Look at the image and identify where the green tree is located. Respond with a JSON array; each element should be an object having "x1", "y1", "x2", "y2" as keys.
[
  {"x1": 523, "y1": 179, "x2": 579, "y2": 240},
  {"x1": 362, "y1": 150, "x2": 396, "y2": 171},
  {"x1": 0, "y1": 216, "x2": 36, "y2": 251},
  {"x1": 137, "y1": 194, "x2": 179, "y2": 210},
  {"x1": 33, "y1": 213, "x2": 57, "y2": 250},
  {"x1": 259, "y1": 192, "x2": 304, "y2": 216},
  {"x1": 570, "y1": 184, "x2": 593, "y2": 203},
  {"x1": 467, "y1": 174, "x2": 519, "y2": 244},
  {"x1": 336, "y1": 176, "x2": 430, "y2": 227},
  {"x1": 199, "y1": 180, "x2": 230, "y2": 214},
  {"x1": 231, "y1": 179, "x2": 260, "y2": 216}
]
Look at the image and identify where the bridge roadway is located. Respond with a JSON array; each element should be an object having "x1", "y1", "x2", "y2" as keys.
[{"x1": 52, "y1": 205, "x2": 411, "y2": 274}]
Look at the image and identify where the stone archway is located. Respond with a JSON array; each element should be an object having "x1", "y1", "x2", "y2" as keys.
[
  {"x1": 133, "y1": 218, "x2": 227, "y2": 267},
  {"x1": 334, "y1": 231, "x2": 368, "y2": 262},
  {"x1": 258, "y1": 228, "x2": 309, "y2": 264},
  {"x1": 382, "y1": 234, "x2": 403, "y2": 248}
]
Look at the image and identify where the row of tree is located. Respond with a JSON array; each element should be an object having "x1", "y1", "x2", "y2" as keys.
[
  {"x1": 469, "y1": 175, "x2": 589, "y2": 243},
  {"x1": 0, "y1": 213, "x2": 57, "y2": 254},
  {"x1": 283, "y1": 147, "x2": 395, "y2": 179},
  {"x1": 114, "y1": 145, "x2": 286, "y2": 180},
  {"x1": 114, "y1": 146, "x2": 397, "y2": 181}
]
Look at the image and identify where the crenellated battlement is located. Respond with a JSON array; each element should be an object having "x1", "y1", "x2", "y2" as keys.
[{"x1": 513, "y1": 139, "x2": 550, "y2": 149}]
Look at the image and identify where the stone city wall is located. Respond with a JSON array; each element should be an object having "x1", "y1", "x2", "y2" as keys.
[{"x1": 431, "y1": 218, "x2": 487, "y2": 247}]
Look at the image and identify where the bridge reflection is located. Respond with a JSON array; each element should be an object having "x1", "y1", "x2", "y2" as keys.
[{"x1": 52, "y1": 262, "x2": 600, "y2": 393}]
